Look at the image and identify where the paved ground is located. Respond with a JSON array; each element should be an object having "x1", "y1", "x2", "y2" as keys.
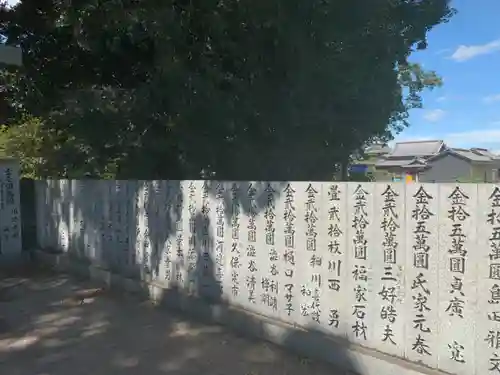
[{"x1": 0, "y1": 265, "x2": 346, "y2": 375}]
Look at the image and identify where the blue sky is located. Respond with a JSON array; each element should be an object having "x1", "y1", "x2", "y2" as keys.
[
  {"x1": 5, "y1": 0, "x2": 500, "y2": 152},
  {"x1": 399, "y1": 0, "x2": 500, "y2": 153}
]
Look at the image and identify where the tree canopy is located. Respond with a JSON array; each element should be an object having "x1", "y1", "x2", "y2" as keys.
[{"x1": 0, "y1": 0, "x2": 455, "y2": 180}]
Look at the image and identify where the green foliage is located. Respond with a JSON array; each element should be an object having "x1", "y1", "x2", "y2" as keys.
[
  {"x1": 0, "y1": 0, "x2": 456, "y2": 180},
  {"x1": 0, "y1": 115, "x2": 48, "y2": 178},
  {"x1": 0, "y1": 116, "x2": 39, "y2": 178}
]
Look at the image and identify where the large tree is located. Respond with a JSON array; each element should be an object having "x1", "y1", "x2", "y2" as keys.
[{"x1": 0, "y1": 0, "x2": 454, "y2": 180}]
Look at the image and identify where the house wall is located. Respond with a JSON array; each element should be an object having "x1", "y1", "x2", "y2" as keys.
[
  {"x1": 372, "y1": 169, "x2": 393, "y2": 182},
  {"x1": 419, "y1": 153, "x2": 472, "y2": 182},
  {"x1": 372, "y1": 167, "x2": 418, "y2": 182},
  {"x1": 471, "y1": 164, "x2": 498, "y2": 182}
]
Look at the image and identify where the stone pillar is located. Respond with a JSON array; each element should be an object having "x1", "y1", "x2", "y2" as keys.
[{"x1": 0, "y1": 158, "x2": 22, "y2": 264}]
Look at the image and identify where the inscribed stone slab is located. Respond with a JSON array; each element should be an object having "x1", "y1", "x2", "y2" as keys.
[
  {"x1": 372, "y1": 183, "x2": 406, "y2": 358},
  {"x1": 404, "y1": 183, "x2": 439, "y2": 368},
  {"x1": 46, "y1": 180, "x2": 59, "y2": 250},
  {"x1": 104, "y1": 181, "x2": 115, "y2": 265},
  {"x1": 0, "y1": 161, "x2": 22, "y2": 257},
  {"x1": 276, "y1": 182, "x2": 300, "y2": 325},
  {"x1": 170, "y1": 180, "x2": 191, "y2": 290},
  {"x1": 69, "y1": 180, "x2": 85, "y2": 258},
  {"x1": 136, "y1": 180, "x2": 161, "y2": 280},
  {"x1": 195, "y1": 180, "x2": 222, "y2": 300},
  {"x1": 133, "y1": 181, "x2": 148, "y2": 276},
  {"x1": 292, "y1": 182, "x2": 325, "y2": 330},
  {"x1": 102, "y1": 181, "x2": 119, "y2": 268},
  {"x1": 113, "y1": 181, "x2": 130, "y2": 272},
  {"x1": 122, "y1": 180, "x2": 135, "y2": 270},
  {"x1": 243, "y1": 181, "x2": 283, "y2": 320},
  {"x1": 437, "y1": 184, "x2": 478, "y2": 375},
  {"x1": 46, "y1": 180, "x2": 59, "y2": 249},
  {"x1": 183, "y1": 180, "x2": 201, "y2": 292},
  {"x1": 264, "y1": 181, "x2": 287, "y2": 321},
  {"x1": 318, "y1": 182, "x2": 348, "y2": 339},
  {"x1": 56, "y1": 180, "x2": 71, "y2": 253},
  {"x1": 114, "y1": 181, "x2": 128, "y2": 269},
  {"x1": 41, "y1": 180, "x2": 52, "y2": 248},
  {"x1": 346, "y1": 183, "x2": 376, "y2": 346},
  {"x1": 213, "y1": 181, "x2": 228, "y2": 297},
  {"x1": 123, "y1": 180, "x2": 138, "y2": 273},
  {"x1": 228, "y1": 181, "x2": 265, "y2": 313},
  {"x1": 35, "y1": 180, "x2": 47, "y2": 248},
  {"x1": 147, "y1": 180, "x2": 162, "y2": 281},
  {"x1": 95, "y1": 180, "x2": 110, "y2": 264},
  {"x1": 156, "y1": 180, "x2": 176, "y2": 288},
  {"x1": 476, "y1": 184, "x2": 500, "y2": 375},
  {"x1": 81, "y1": 181, "x2": 96, "y2": 262},
  {"x1": 225, "y1": 181, "x2": 244, "y2": 304}
]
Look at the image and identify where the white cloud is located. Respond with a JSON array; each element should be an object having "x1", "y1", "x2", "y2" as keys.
[
  {"x1": 447, "y1": 129, "x2": 500, "y2": 145},
  {"x1": 436, "y1": 96, "x2": 447, "y2": 102},
  {"x1": 423, "y1": 109, "x2": 446, "y2": 122},
  {"x1": 484, "y1": 94, "x2": 500, "y2": 104},
  {"x1": 436, "y1": 48, "x2": 452, "y2": 56},
  {"x1": 451, "y1": 39, "x2": 500, "y2": 62}
]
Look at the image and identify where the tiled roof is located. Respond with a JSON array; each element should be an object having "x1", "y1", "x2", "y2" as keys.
[
  {"x1": 450, "y1": 148, "x2": 492, "y2": 162},
  {"x1": 389, "y1": 140, "x2": 445, "y2": 158},
  {"x1": 471, "y1": 148, "x2": 500, "y2": 159},
  {"x1": 375, "y1": 157, "x2": 429, "y2": 168},
  {"x1": 375, "y1": 159, "x2": 409, "y2": 168},
  {"x1": 365, "y1": 144, "x2": 391, "y2": 155},
  {"x1": 424, "y1": 147, "x2": 500, "y2": 164},
  {"x1": 373, "y1": 139, "x2": 500, "y2": 169}
]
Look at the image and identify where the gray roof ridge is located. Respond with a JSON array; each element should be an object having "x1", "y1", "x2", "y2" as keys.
[
  {"x1": 439, "y1": 148, "x2": 495, "y2": 162},
  {"x1": 395, "y1": 139, "x2": 444, "y2": 144}
]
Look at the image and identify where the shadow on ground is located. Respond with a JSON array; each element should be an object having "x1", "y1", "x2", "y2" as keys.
[
  {"x1": 21, "y1": 179, "x2": 359, "y2": 375},
  {"x1": 0, "y1": 264, "x2": 353, "y2": 375}
]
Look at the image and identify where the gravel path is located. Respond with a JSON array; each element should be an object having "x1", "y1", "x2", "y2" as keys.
[{"x1": 0, "y1": 268, "x2": 347, "y2": 375}]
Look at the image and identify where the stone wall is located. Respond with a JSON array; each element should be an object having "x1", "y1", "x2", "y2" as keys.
[{"x1": 34, "y1": 179, "x2": 500, "y2": 375}]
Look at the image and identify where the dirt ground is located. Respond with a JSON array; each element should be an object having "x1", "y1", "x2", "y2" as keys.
[{"x1": 0, "y1": 266, "x2": 347, "y2": 375}]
